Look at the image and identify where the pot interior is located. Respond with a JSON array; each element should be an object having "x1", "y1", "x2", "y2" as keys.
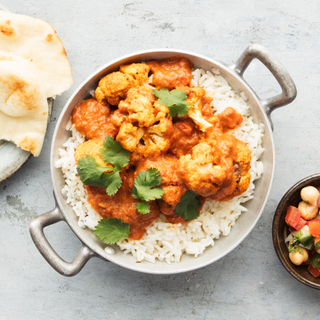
[{"x1": 51, "y1": 49, "x2": 274, "y2": 274}]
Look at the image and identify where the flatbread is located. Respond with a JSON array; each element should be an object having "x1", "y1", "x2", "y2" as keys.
[
  {"x1": 0, "y1": 11, "x2": 73, "y2": 98},
  {"x1": 0, "y1": 57, "x2": 48, "y2": 156}
]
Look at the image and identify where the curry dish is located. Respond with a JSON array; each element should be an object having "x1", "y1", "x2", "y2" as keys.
[{"x1": 71, "y1": 57, "x2": 251, "y2": 241}]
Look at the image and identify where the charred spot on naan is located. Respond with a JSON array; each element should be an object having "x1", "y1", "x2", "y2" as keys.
[
  {"x1": 0, "y1": 20, "x2": 15, "y2": 37},
  {"x1": 7, "y1": 77, "x2": 39, "y2": 112},
  {"x1": 19, "y1": 137, "x2": 38, "y2": 155},
  {"x1": 46, "y1": 34, "x2": 54, "y2": 42}
]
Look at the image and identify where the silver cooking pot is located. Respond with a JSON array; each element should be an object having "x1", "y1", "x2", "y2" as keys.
[{"x1": 29, "y1": 45, "x2": 297, "y2": 276}]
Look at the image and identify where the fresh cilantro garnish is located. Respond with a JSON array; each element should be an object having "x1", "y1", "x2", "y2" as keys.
[
  {"x1": 135, "y1": 201, "x2": 151, "y2": 215},
  {"x1": 174, "y1": 190, "x2": 201, "y2": 222},
  {"x1": 100, "y1": 136, "x2": 130, "y2": 170},
  {"x1": 153, "y1": 88, "x2": 191, "y2": 117},
  {"x1": 94, "y1": 218, "x2": 130, "y2": 244},
  {"x1": 132, "y1": 168, "x2": 164, "y2": 214},
  {"x1": 77, "y1": 136, "x2": 130, "y2": 196},
  {"x1": 77, "y1": 155, "x2": 114, "y2": 188}
]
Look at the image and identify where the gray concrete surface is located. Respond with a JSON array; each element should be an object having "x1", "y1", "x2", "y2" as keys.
[{"x1": 1, "y1": 0, "x2": 320, "y2": 319}]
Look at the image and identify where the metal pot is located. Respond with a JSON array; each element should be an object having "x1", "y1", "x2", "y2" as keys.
[{"x1": 29, "y1": 44, "x2": 297, "y2": 276}]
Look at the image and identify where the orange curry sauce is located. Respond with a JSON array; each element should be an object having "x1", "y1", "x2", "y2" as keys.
[{"x1": 71, "y1": 57, "x2": 251, "y2": 240}]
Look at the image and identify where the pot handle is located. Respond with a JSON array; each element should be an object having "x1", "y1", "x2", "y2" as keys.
[
  {"x1": 29, "y1": 206, "x2": 96, "y2": 276},
  {"x1": 229, "y1": 44, "x2": 297, "y2": 129}
]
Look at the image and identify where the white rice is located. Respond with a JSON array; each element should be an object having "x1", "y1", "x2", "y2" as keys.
[{"x1": 55, "y1": 68, "x2": 264, "y2": 264}]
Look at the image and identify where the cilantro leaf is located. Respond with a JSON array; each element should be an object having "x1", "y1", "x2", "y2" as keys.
[
  {"x1": 77, "y1": 155, "x2": 115, "y2": 188},
  {"x1": 153, "y1": 88, "x2": 191, "y2": 117},
  {"x1": 132, "y1": 168, "x2": 164, "y2": 202},
  {"x1": 174, "y1": 190, "x2": 201, "y2": 222},
  {"x1": 77, "y1": 136, "x2": 130, "y2": 196},
  {"x1": 104, "y1": 171, "x2": 122, "y2": 196},
  {"x1": 132, "y1": 168, "x2": 164, "y2": 214},
  {"x1": 94, "y1": 218, "x2": 130, "y2": 244},
  {"x1": 100, "y1": 136, "x2": 130, "y2": 170},
  {"x1": 311, "y1": 252, "x2": 320, "y2": 268},
  {"x1": 135, "y1": 201, "x2": 150, "y2": 214}
]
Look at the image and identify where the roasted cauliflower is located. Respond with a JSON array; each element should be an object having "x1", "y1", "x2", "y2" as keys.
[
  {"x1": 119, "y1": 63, "x2": 150, "y2": 85},
  {"x1": 136, "y1": 118, "x2": 174, "y2": 157},
  {"x1": 180, "y1": 86, "x2": 214, "y2": 132},
  {"x1": 116, "y1": 123, "x2": 145, "y2": 153},
  {"x1": 177, "y1": 142, "x2": 228, "y2": 197},
  {"x1": 118, "y1": 86, "x2": 156, "y2": 127},
  {"x1": 95, "y1": 71, "x2": 137, "y2": 106}
]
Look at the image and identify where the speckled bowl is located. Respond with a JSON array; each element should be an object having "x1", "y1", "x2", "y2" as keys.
[{"x1": 273, "y1": 173, "x2": 320, "y2": 290}]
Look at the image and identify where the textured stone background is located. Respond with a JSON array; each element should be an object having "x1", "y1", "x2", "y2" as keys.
[{"x1": 1, "y1": 0, "x2": 320, "y2": 319}]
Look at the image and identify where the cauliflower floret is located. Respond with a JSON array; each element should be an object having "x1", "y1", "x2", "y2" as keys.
[
  {"x1": 117, "y1": 117, "x2": 173, "y2": 157},
  {"x1": 177, "y1": 142, "x2": 227, "y2": 197},
  {"x1": 136, "y1": 118, "x2": 174, "y2": 157},
  {"x1": 232, "y1": 138, "x2": 251, "y2": 195},
  {"x1": 185, "y1": 86, "x2": 206, "y2": 105},
  {"x1": 116, "y1": 123, "x2": 145, "y2": 152},
  {"x1": 95, "y1": 71, "x2": 137, "y2": 106},
  {"x1": 118, "y1": 86, "x2": 156, "y2": 127},
  {"x1": 74, "y1": 138, "x2": 111, "y2": 168},
  {"x1": 188, "y1": 107, "x2": 214, "y2": 132},
  {"x1": 153, "y1": 101, "x2": 169, "y2": 121},
  {"x1": 110, "y1": 109, "x2": 128, "y2": 128},
  {"x1": 178, "y1": 86, "x2": 214, "y2": 132},
  {"x1": 208, "y1": 138, "x2": 251, "y2": 201},
  {"x1": 119, "y1": 63, "x2": 150, "y2": 85}
]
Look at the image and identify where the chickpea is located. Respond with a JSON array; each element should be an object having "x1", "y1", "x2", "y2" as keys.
[
  {"x1": 289, "y1": 247, "x2": 308, "y2": 266},
  {"x1": 301, "y1": 186, "x2": 319, "y2": 206},
  {"x1": 314, "y1": 237, "x2": 320, "y2": 254},
  {"x1": 298, "y1": 201, "x2": 318, "y2": 220}
]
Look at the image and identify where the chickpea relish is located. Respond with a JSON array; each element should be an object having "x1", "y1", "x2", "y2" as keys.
[{"x1": 285, "y1": 186, "x2": 320, "y2": 277}]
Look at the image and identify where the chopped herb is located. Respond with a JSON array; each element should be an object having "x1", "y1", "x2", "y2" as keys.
[
  {"x1": 153, "y1": 88, "x2": 191, "y2": 117},
  {"x1": 100, "y1": 136, "x2": 130, "y2": 170},
  {"x1": 311, "y1": 252, "x2": 320, "y2": 268},
  {"x1": 94, "y1": 218, "x2": 130, "y2": 244},
  {"x1": 174, "y1": 190, "x2": 201, "y2": 222},
  {"x1": 315, "y1": 241, "x2": 320, "y2": 252},
  {"x1": 135, "y1": 201, "x2": 151, "y2": 215},
  {"x1": 132, "y1": 168, "x2": 164, "y2": 214},
  {"x1": 77, "y1": 136, "x2": 130, "y2": 196},
  {"x1": 288, "y1": 240, "x2": 304, "y2": 254}
]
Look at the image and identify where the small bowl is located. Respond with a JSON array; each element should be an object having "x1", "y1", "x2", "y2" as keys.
[{"x1": 273, "y1": 173, "x2": 320, "y2": 289}]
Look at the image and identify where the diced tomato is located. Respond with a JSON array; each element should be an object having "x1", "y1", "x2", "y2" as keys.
[
  {"x1": 295, "y1": 217, "x2": 307, "y2": 230},
  {"x1": 285, "y1": 206, "x2": 301, "y2": 228},
  {"x1": 308, "y1": 264, "x2": 320, "y2": 277},
  {"x1": 307, "y1": 219, "x2": 320, "y2": 225},
  {"x1": 308, "y1": 220, "x2": 320, "y2": 237}
]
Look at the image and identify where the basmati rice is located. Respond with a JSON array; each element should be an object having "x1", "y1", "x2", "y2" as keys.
[{"x1": 55, "y1": 68, "x2": 264, "y2": 264}]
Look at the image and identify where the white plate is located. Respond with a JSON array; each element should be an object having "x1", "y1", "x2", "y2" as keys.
[{"x1": 0, "y1": 4, "x2": 53, "y2": 182}]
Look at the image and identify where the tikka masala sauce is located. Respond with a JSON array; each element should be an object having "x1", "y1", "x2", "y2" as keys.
[{"x1": 71, "y1": 57, "x2": 251, "y2": 240}]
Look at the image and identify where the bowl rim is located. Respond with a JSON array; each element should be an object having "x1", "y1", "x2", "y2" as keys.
[
  {"x1": 272, "y1": 173, "x2": 320, "y2": 290},
  {"x1": 50, "y1": 48, "x2": 275, "y2": 274}
]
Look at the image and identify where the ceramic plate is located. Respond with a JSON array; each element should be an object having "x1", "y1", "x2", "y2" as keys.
[{"x1": 0, "y1": 4, "x2": 53, "y2": 182}]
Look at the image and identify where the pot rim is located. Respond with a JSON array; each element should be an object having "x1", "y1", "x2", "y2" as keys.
[
  {"x1": 29, "y1": 46, "x2": 297, "y2": 275},
  {"x1": 51, "y1": 48, "x2": 275, "y2": 274}
]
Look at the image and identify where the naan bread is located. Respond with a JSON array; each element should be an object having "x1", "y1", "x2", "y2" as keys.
[
  {"x1": 0, "y1": 57, "x2": 48, "y2": 156},
  {"x1": 0, "y1": 11, "x2": 73, "y2": 98}
]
